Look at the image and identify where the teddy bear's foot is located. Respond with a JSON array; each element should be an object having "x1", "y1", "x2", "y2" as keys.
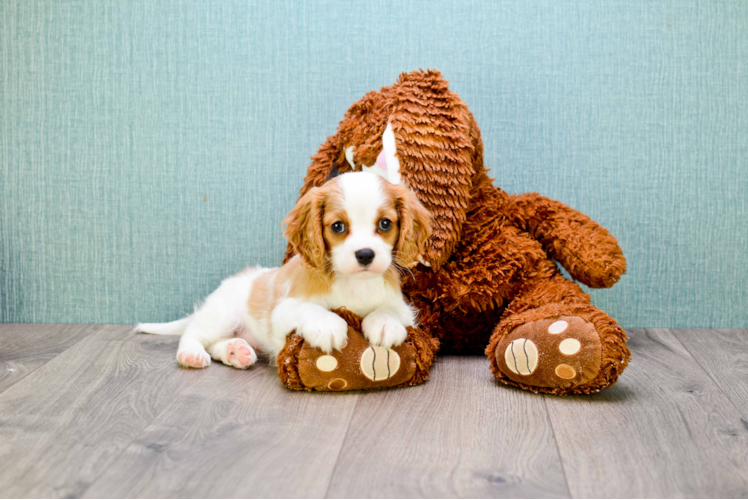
[
  {"x1": 487, "y1": 305, "x2": 630, "y2": 395},
  {"x1": 277, "y1": 308, "x2": 439, "y2": 391},
  {"x1": 296, "y1": 328, "x2": 415, "y2": 391},
  {"x1": 496, "y1": 316, "x2": 602, "y2": 389}
]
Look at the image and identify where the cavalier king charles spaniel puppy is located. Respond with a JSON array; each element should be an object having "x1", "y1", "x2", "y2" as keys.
[{"x1": 136, "y1": 171, "x2": 431, "y2": 369}]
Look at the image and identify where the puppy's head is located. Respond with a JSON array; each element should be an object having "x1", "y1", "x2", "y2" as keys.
[{"x1": 284, "y1": 171, "x2": 431, "y2": 278}]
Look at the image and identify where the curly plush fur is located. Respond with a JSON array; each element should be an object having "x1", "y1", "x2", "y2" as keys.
[{"x1": 284, "y1": 70, "x2": 630, "y2": 394}]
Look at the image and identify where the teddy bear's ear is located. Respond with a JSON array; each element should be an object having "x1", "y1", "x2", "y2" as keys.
[
  {"x1": 293, "y1": 90, "x2": 383, "y2": 198},
  {"x1": 388, "y1": 70, "x2": 477, "y2": 270},
  {"x1": 285, "y1": 70, "x2": 480, "y2": 269}
]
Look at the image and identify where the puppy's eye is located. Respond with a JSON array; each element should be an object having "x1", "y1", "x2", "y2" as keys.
[
  {"x1": 378, "y1": 218, "x2": 392, "y2": 232},
  {"x1": 331, "y1": 221, "x2": 346, "y2": 234}
]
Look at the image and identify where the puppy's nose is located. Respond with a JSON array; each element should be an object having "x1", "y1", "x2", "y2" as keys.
[{"x1": 355, "y1": 248, "x2": 375, "y2": 266}]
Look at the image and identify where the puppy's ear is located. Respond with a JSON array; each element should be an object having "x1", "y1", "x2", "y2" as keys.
[
  {"x1": 283, "y1": 187, "x2": 327, "y2": 270},
  {"x1": 393, "y1": 184, "x2": 432, "y2": 268}
]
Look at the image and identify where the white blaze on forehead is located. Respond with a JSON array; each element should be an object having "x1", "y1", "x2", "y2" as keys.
[
  {"x1": 330, "y1": 171, "x2": 394, "y2": 276},
  {"x1": 338, "y1": 172, "x2": 385, "y2": 230}
]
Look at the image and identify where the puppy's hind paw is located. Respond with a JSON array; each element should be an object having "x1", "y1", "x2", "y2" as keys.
[{"x1": 226, "y1": 339, "x2": 257, "y2": 369}]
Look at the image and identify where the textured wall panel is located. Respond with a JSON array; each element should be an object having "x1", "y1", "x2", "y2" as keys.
[{"x1": 1, "y1": 0, "x2": 746, "y2": 327}]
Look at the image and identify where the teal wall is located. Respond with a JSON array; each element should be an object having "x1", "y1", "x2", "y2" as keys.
[{"x1": 1, "y1": 1, "x2": 746, "y2": 327}]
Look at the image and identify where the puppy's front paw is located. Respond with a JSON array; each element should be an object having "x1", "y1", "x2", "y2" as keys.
[
  {"x1": 362, "y1": 311, "x2": 407, "y2": 348},
  {"x1": 299, "y1": 311, "x2": 348, "y2": 354},
  {"x1": 177, "y1": 348, "x2": 211, "y2": 369}
]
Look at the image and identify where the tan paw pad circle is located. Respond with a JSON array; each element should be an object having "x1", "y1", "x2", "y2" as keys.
[
  {"x1": 504, "y1": 338, "x2": 538, "y2": 375},
  {"x1": 327, "y1": 378, "x2": 348, "y2": 390},
  {"x1": 315, "y1": 355, "x2": 338, "y2": 372},
  {"x1": 558, "y1": 338, "x2": 581, "y2": 355},
  {"x1": 360, "y1": 346, "x2": 400, "y2": 381},
  {"x1": 555, "y1": 364, "x2": 577, "y2": 379}
]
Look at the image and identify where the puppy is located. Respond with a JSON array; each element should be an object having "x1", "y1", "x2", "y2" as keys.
[{"x1": 136, "y1": 171, "x2": 431, "y2": 369}]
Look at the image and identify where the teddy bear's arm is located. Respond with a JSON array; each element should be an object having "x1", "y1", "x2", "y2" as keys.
[{"x1": 503, "y1": 193, "x2": 626, "y2": 288}]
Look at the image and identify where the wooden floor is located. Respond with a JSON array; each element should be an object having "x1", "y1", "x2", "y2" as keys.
[{"x1": 1, "y1": 325, "x2": 747, "y2": 498}]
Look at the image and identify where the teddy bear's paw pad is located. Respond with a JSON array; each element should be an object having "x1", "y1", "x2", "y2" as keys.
[
  {"x1": 360, "y1": 346, "x2": 401, "y2": 381},
  {"x1": 295, "y1": 326, "x2": 416, "y2": 391},
  {"x1": 226, "y1": 339, "x2": 257, "y2": 369},
  {"x1": 496, "y1": 316, "x2": 602, "y2": 388},
  {"x1": 504, "y1": 338, "x2": 539, "y2": 375}
]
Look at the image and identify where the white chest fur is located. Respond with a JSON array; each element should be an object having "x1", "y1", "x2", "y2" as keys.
[{"x1": 314, "y1": 275, "x2": 390, "y2": 317}]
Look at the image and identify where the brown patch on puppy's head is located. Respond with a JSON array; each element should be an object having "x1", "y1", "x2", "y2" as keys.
[
  {"x1": 284, "y1": 179, "x2": 352, "y2": 276},
  {"x1": 374, "y1": 198, "x2": 400, "y2": 249},
  {"x1": 320, "y1": 183, "x2": 349, "y2": 252},
  {"x1": 284, "y1": 183, "x2": 334, "y2": 271}
]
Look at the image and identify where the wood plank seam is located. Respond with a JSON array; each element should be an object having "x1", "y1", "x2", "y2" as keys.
[
  {"x1": 543, "y1": 328, "x2": 748, "y2": 497},
  {"x1": 80, "y1": 363, "x2": 360, "y2": 498},
  {"x1": 324, "y1": 394, "x2": 363, "y2": 499},
  {"x1": 0, "y1": 323, "x2": 102, "y2": 395},
  {"x1": 80, "y1": 378, "x2": 196, "y2": 497},
  {"x1": 542, "y1": 395, "x2": 573, "y2": 499},
  {"x1": 673, "y1": 329, "x2": 748, "y2": 421},
  {"x1": 0, "y1": 324, "x2": 205, "y2": 497},
  {"x1": 324, "y1": 357, "x2": 569, "y2": 498}
]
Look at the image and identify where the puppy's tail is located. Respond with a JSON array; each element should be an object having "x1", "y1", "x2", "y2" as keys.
[{"x1": 134, "y1": 316, "x2": 191, "y2": 336}]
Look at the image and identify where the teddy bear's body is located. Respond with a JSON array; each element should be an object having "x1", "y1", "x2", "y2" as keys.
[{"x1": 283, "y1": 70, "x2": 630, "y2": 395}]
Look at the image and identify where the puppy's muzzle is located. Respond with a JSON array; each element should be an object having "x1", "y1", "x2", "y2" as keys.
[{"x1": 355, "y1": 248, "x2": 375, "y2": 266}]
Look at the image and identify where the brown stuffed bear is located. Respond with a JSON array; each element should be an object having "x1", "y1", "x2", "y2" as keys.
[{"x1": 278, "y1": 69, "x2": 630, "y2": 395}]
